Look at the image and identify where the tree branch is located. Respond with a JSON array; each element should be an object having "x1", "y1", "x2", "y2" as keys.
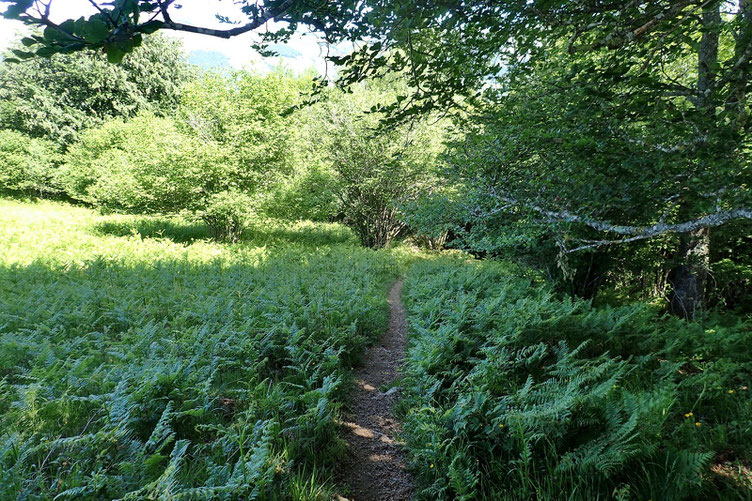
[
  {"x1": 487, "y1": 191, "x2": 752, "y2": 252},
  {"x1": 156, "y1": 0, "x2": 295, "y2": 39},
  {"x1": 568, "y1": 0, "x2": 701, "y2": 53}
]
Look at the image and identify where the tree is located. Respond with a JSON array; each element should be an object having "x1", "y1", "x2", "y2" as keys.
[
  {"x1": 0, "y1": 0, "x2": 358, "y2": 63},
  {"x1": 177, "y1": 69, "x2": 305, "y2": 193},
  {"x1": 0, "y1": 129, "x2": 60, "y2": 195},
  {"x1": 346, "y1": 0, "x2": 751, "y2": 318},
  {"x1": 57, "y1": 69, "x2": 306, "y2": 215},
  {"x1": 0, "y1": 32, "x2": 190, "y2": 145},
  {"x1": 57, "y1": 114, "x2": 231, "y2": 213},
  {"x1": 309, "y1": 82, "x2": 444, "y2": 248}
]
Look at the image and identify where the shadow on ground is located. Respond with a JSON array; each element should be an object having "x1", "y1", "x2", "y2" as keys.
[{"x1": 90, "y1": 216, "x2": 358, "y2": 247}]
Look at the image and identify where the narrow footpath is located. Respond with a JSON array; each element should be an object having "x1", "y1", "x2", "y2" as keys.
[{"x1": 337, "y1": 280, "x2": 414, "y2": 501}]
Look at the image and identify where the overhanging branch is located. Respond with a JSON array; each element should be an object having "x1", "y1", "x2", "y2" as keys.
[
  {"x1": 157, "y1": 0, "x2": 295, "y2": 39},
  {"x1": 487, "y1": 192, "x2": 752, "y2": 252}
]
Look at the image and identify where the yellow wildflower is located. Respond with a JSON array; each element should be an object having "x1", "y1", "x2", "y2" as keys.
[
  {"x1": 728, "y1": 390, "x2": 734, "y2": 394},
  {"x1": 430, "y1": 464, "x2": 434, "y2": 469},
  {"x1": 695, "y1": 422, "x2": 701, "y2": 427}
]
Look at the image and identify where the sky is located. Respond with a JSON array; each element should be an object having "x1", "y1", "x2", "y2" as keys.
[{"x1": 0, "y1": 0, "x2": 334, "y2": 74}]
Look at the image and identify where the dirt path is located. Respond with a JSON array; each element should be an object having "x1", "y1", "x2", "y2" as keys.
[{"x1": 337, "y1": 280, "x2": 414, "y2": 501}]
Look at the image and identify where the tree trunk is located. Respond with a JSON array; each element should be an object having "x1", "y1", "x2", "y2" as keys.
[
  {"x1": 669, "y1": 228, "x2": 710, "y2": 319},
  {"x1": 668, "y1": 3, "x2": 719, "y2": 319},
  {"x1": 727, "y1": 0, "x2": 751, "y2": 130}
]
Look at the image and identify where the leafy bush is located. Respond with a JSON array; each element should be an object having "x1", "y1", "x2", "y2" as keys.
[
  {"x1": 178, "y1": 70, "x2": 304, "y2": 188},
  {"x1": 0, "y1": 129, "x2": 60, "y2": 195},
  {"x1": 199, "y1": 190, "x2": 254, "y2": 242},
  {"x1": 0, "y1": 198, "x2": 404, "y2": 499},
  {"x1": 58, "y1": 114, "x2": 231, "y2": 213},
  {"x1": 260, "y1": 165, "x2": 341, "y2": 222},
  {"x1": 399, "y1": 192, "x2": 461, "y2": 250},
  {"x1": 400, "y1": 258, "x2": 752, "y2": 500}
]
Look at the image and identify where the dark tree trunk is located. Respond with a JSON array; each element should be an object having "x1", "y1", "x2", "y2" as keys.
[
  {"x1": 668, "y1": 3, "x2": 719, "y2": 319},
  {"x1": 669, "y1": 228, "x2": 710, "y2": 319}
]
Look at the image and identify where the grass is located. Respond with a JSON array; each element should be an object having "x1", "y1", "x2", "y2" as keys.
[{"x1": 0, "y1": 198, "x2": 413, "y2": 500}]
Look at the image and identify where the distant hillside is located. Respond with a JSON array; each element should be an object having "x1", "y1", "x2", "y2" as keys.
[{"x1": 188, "y1": 50, "x2": 232, "y2": 71}]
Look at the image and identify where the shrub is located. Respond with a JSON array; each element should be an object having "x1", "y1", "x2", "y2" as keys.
[
  {"x1": 57, "y1": 114, "x2": 231, "y2": 213},
  {"x1": 0, "y1": 34, "x2": 190, "y2": 146},
  {"x1": 199, "y1": 190, "x2": 254, "y2": 242},
  {"x1": 260, "y1": 164, "x2": 341, "y2": 222},
  {"x1": 399, "y1": 192, "x2": 461, "y2": 250},
  {"x1": 177, "y1": 70, "x2": 304, "y2": 186},
  {"x1": 0, "y1": 129, "x2": 60, "y2": 195}
]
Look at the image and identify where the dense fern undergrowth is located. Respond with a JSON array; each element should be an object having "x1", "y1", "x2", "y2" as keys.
[
  {"x1": 400, "y1": 258, "x2": 752, "y2": 501},
  {"x1": 2, "y1": 198, "x2": 751, "y2": 500},
  {"x1": 0, "y1": 198, "x2": 408, "y2": 499}
]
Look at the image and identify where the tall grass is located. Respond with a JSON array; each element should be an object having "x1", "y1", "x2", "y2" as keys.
[{"x1": 0, "y1": 199, "x2": 405, "y2": 499}]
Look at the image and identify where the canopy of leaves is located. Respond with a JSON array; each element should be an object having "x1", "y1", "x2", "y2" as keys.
[{"x1": 0, "y1": 33, "x2": 191, "y2": 145}]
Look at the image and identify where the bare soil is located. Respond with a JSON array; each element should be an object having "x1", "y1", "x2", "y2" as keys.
[{"x1": 336, "y1": 280, "x2": 414, "y2": 501}]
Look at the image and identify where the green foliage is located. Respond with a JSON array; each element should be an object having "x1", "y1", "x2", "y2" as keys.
[
  {"x1": 709, "y1": 221, "x2": 752, "y2": 312},
  {"x1": 0, "y1": 198, "x2": 405, "y2": 499},
  {"x1": 400, "y1": 257, "x2": 752, "y2": 500},
  {"x1": 199, "y1": 191, "x2": 254, "y2": 242},
  {"x1": 178, "y1": 70, "x2": 304, "y2": 187},
  {"x1": 307, "y1": 81, "x2": 446, "y2": 248},
  {"x1": 0, "y1": 129, "x2": 60, "y2": 195},
  {"x1": 53, "y1": 70, "x2": 307, "y2": 217},
  {"x1": 399, "y1": 190, "x2": 462, "y2": 250},
  {"x1": 0, "y1": 33, "x2": 190, "y2": 146},
  {"x1": 0, "y1": 0, "x2": 357, "y2": 63},
  {"x1": 91, "y1": 214, "x2": 359, "y2": 248},
  {"x1": 260, "y1": 165, "x2": 341, "y2": 222},
  {"x1": 57, "y1": 114, "x2": 230, "y2": 213}
]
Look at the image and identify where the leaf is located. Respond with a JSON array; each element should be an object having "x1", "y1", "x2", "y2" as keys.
[
  {"x1": 139, "y1": 20, "x2": 164, "y2": 35},
  {"x1": 80, "y1": 18, "x2": 111, "y2": 43},
  {"x1": 2, "y1": 0, "x2": 35, "y2": 19},
  {"x1": 105, "y1": 45, "x2": 126, "y2": 64},
  {"x1": 11, "y1": 49, "x2": 33, "y2": 59},
  {"x1": 36, "y1": 46, "x2": 58, "y2": 58}
]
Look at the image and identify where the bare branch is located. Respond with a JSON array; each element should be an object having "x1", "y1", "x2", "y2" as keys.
[
  {"x1": 485, "y1": 191, "x2": 752, "y2": 252},
  {"x1": 156, "y1": 0, "x2": 295, "y2": 39}
]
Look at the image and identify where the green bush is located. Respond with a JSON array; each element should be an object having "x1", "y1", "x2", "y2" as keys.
[
  {"x1": 57, "y1": 114, "x2": 231, "y2": 213},
  {"x1": 199, "y1": 190, "x2": 254, "y2": 242},
  {"x1": 400, "y1": 258, "x2": 752, "y2": 500},
  {"x1": 0, "y1": 34, "x2": 190, "y2": 146},
  {"x1": 305, "y1": 82, "x2": 446, "y2": 249},
  {"x1": 177, "y1": 70, "x2": 304, "y2": 187},
  {"x1": 0, "y1": 129, "x2": 60, "y2": 195},
  {"x1": 260, "y1": 165, "x2": 341, "y2": 222},
  {"x1": 399, "y1": 192, "x2": 461, "y2": 250}
]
